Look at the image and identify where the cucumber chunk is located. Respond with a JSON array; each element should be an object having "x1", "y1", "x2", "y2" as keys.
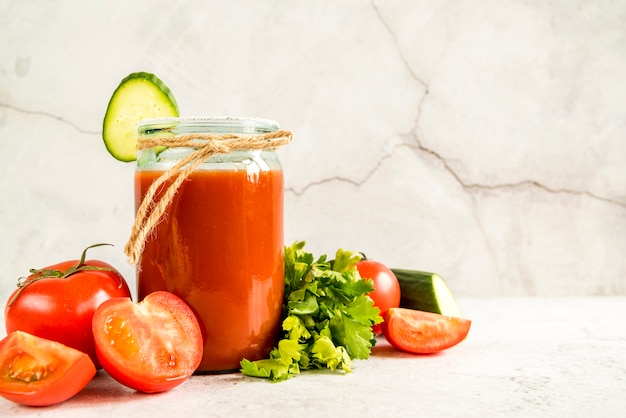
[
  {"x1": 391, "y1": 269, "x2": 463, "y2": 318},
  {"x1": 102, "y1": 72, "x2": 179, "y2": 162}
]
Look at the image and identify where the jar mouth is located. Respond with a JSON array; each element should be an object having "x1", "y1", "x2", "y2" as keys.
[{"x1": 138, "y1": 116, "x2": 280, "y2": 136}]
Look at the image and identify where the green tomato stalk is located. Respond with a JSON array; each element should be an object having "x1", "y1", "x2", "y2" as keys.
[{"x1": 8, "y1": 243, "x2": 123, "y2": 307}]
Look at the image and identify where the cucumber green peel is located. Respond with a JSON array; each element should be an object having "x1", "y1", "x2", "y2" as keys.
[
  {"x1": 102, "y1": 72, "x2": 179, "y2": 162},
  {"x1": 392, "y1": 269, "x2": 462, "y2": 318}
]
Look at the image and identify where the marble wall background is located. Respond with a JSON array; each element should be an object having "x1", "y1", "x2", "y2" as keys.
[{"x1": 1, "y1": 0, "x2": 624, "y2": 308}]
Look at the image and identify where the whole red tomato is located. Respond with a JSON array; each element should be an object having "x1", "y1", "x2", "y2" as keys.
[
  {"x1": 356, "y1": 259, "x2": 401, "y2": 335},
  {"x1": 4, "y1": 244, "x2": 131, "y2": 368}
]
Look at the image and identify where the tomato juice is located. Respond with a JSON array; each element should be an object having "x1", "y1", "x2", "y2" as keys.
[{"x1": 135, "y1": 167, "x2": 284, "y2": 372}]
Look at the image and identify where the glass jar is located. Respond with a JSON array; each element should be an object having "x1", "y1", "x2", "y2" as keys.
[{"x1": 134, "y1": 117, "x2": 285, "y2": 373}]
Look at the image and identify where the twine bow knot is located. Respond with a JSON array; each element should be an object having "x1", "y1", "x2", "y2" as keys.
[{"x1": 124, "y1": 130, "x2": 293, "y2": 264}]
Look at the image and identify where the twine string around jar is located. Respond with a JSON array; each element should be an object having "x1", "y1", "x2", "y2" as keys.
[{"x1": 124, "y1": 130, "x2": 293, "y2": 264}]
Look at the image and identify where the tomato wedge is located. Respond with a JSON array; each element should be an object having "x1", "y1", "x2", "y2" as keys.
[
  {"x1": 92, "y1": 291, "x2": 202, "y2": 393},
  {"x1": 382, "y1": 308, "x2": 471, "y2": 354},
  {"x1": 0, "y1": 331, "x2": 96, "y2": 407}
]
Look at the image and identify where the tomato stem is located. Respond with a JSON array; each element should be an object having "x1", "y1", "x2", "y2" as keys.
[{"x1": 8, "y1": 243, "x2": 119, "y2": 307}]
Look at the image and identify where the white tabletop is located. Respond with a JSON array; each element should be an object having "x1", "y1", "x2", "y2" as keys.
[{"x1": 1, "y1": 297, "x2": 624, "y2": 417}]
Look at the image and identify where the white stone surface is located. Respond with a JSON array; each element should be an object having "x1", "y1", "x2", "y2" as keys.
[
  {"x1": 0, "y1": 297, "x2": 624, "y2": 417},
  {"x1": 0, "y1": 1, "x2": 625, "y2": 304},
  {"x1": 1, "y1": 3, "x2": 625, "y2": 416}
]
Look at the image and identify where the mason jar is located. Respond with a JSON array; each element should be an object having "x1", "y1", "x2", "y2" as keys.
[{"x1": 134, "y1": 117, "x2": 285, "y2": 373}]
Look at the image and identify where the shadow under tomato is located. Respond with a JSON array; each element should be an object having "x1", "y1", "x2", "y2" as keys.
[
  {"x1": 65, "y1": 371, "x2": 149, "y2": 405},
  {"x1": 371, "y1": 336, "x2": 445, "y2": 359}
]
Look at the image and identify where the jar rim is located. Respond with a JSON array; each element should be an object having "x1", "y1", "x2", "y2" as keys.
[{"x1": 138, "y1": 116, "x2": 280, "y2": 136}]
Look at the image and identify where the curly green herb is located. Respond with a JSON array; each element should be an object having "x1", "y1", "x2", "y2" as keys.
[{"x1": 241, "y1": 241, "x2": 382, "y2": 382}]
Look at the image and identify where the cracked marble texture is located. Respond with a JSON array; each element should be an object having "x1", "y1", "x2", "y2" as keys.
[{"x1": 0, "y1": 0, "x2": 624, "y2": 304}]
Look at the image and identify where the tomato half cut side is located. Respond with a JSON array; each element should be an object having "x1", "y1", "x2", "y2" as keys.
[
  {"x1": 92, "y1": 291, "x2": 203, "y2": 393},
  {"x1": 0, "y1": 331, "x2": 96, "y2": 407},
  {"x1": 382, "y1": 308, "x2": 471, "y2": 354}
]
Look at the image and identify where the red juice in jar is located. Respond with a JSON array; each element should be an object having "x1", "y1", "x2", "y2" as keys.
[{"x1": 134, "y1": 117, "x2": 286, "y2": 373}]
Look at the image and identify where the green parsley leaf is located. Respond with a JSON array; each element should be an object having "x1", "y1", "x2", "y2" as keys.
[{"x1": 241, "y1": 241, "x2": 382, "y2": 382}]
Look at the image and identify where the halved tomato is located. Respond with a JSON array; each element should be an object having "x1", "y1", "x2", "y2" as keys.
[
  {"x1": 92, "y1": 291, "x2": 202, "y2": 393},
  {"x1": 0, "y1": 331, "x2": 96, "y2": 406},
  {"x1": 382, "y1": 308, "x2": 471, "y2": 354}
]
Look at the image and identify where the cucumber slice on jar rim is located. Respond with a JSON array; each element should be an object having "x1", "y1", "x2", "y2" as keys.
[{"x1": 102, "y1": 72, "x2": 179, "y2": 162}]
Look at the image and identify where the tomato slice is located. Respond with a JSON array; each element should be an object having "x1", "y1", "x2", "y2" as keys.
[
  {"x1": 382, "y1": 308, "x2": 471, "y2": 354},
  {"x1": 92, "y1": 291, "x2": 202, "y2": 393},
  {"x1": 0, "y1": 331, "x2": 96, "y2": 406}
]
